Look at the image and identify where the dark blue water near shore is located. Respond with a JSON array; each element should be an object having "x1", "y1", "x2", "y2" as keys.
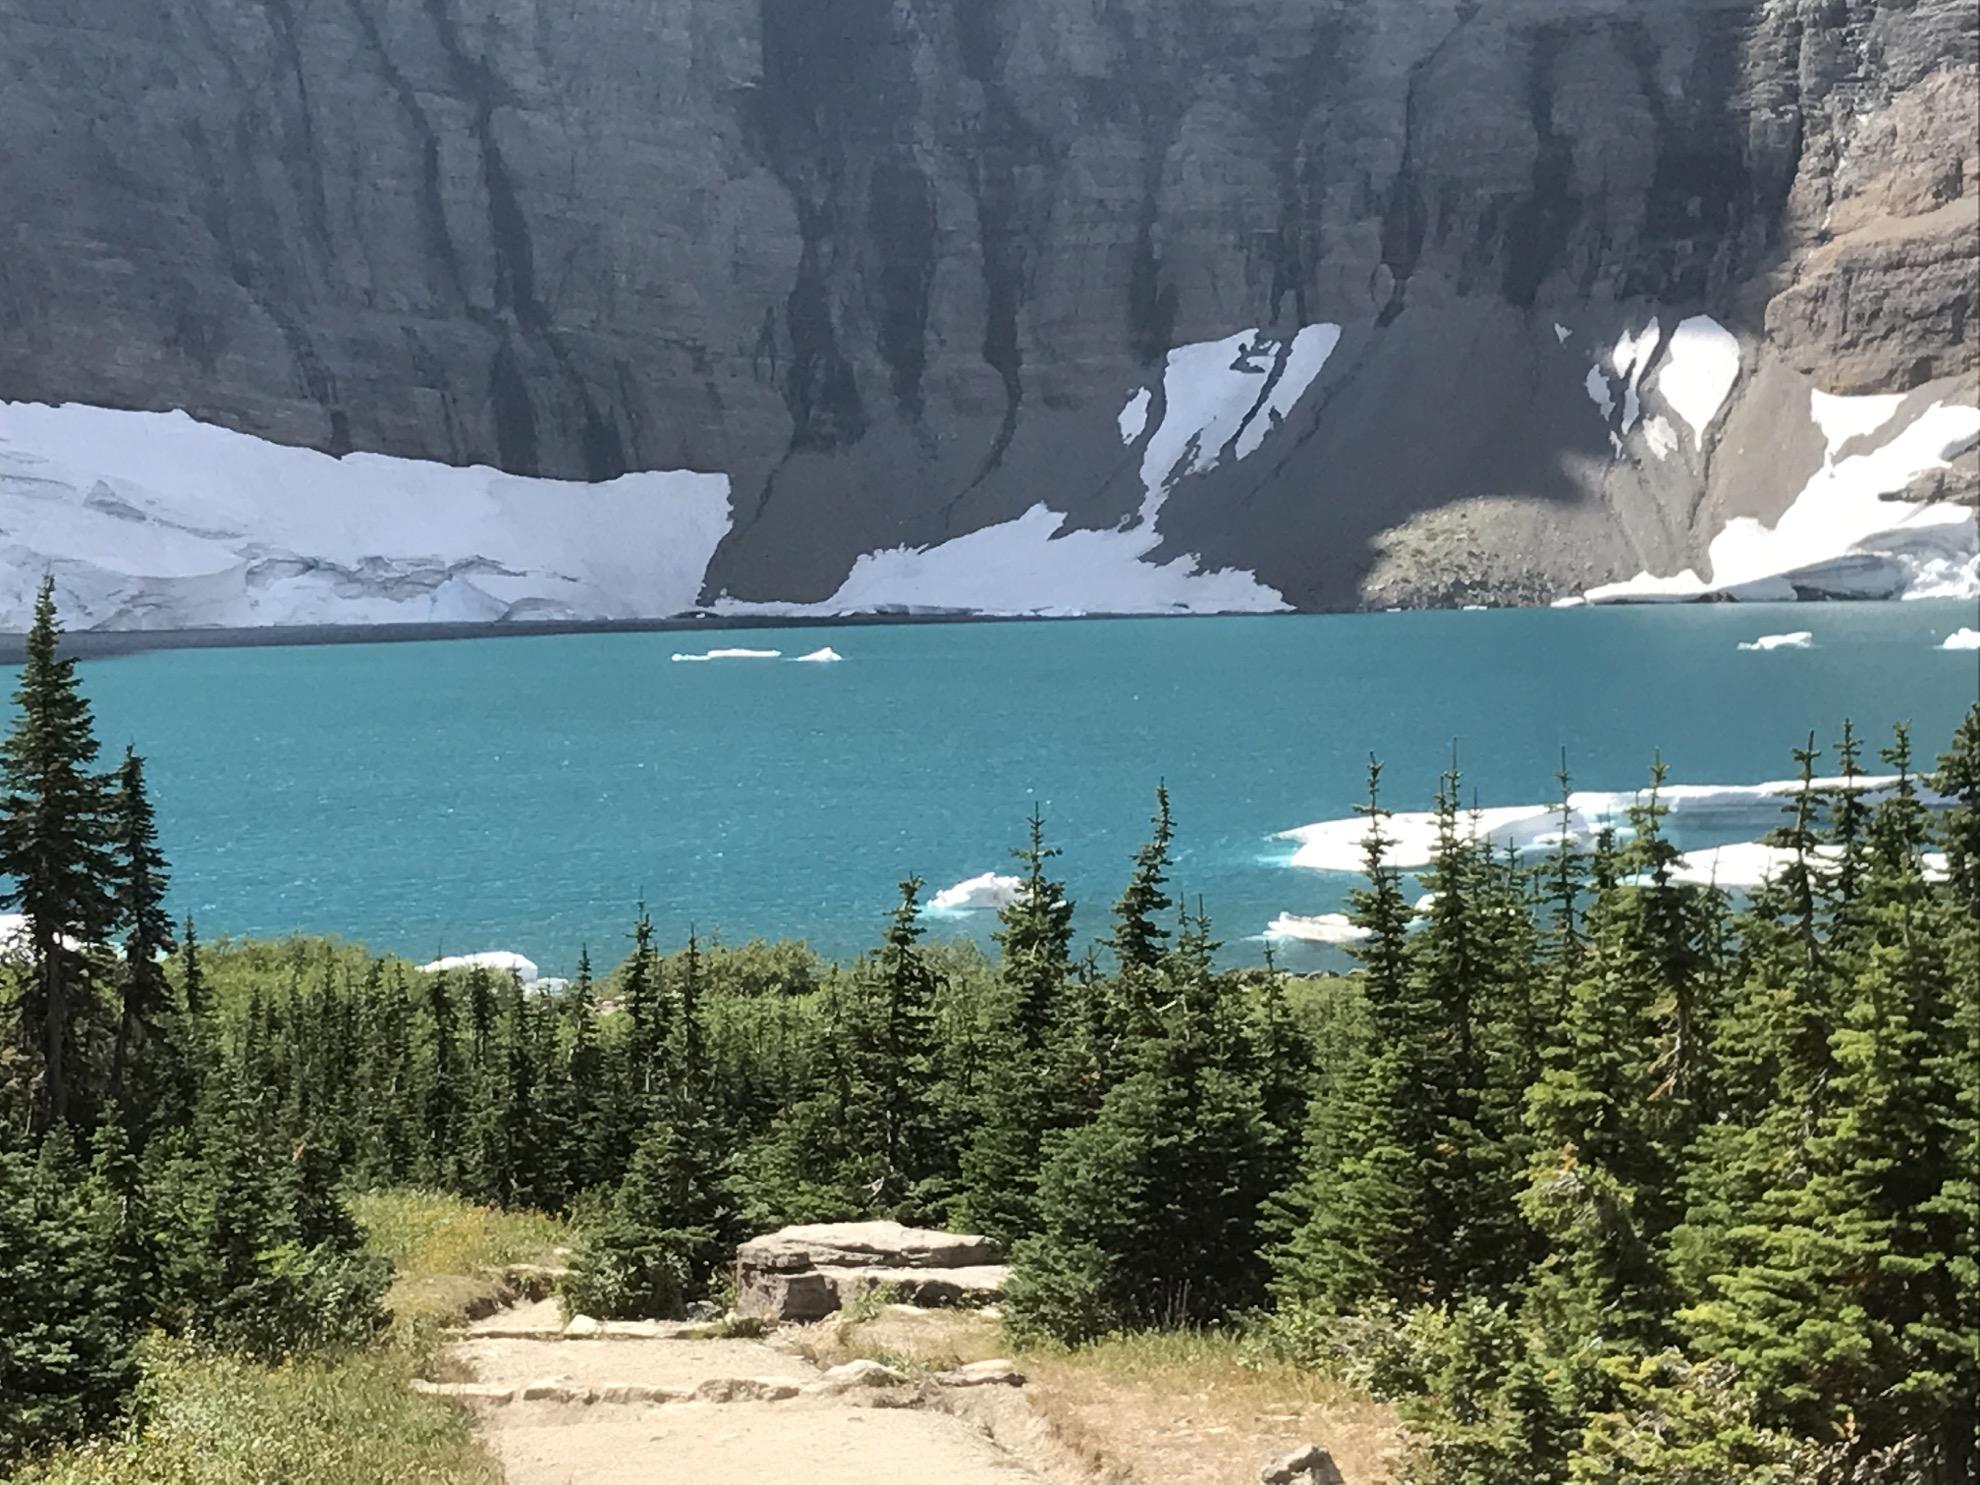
[{"x1": 51, "y1": 602, "x2": 1979, "y2": 972}]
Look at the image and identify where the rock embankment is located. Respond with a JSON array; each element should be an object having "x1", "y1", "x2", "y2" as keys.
[{"x1": 734, "y1": 1220, "x2": 1008, "y2": 1322}]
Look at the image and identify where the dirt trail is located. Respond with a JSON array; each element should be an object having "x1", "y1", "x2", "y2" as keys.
[{"x1": 428, "y1": 1300, "x2": 1053, "y2": 1485}]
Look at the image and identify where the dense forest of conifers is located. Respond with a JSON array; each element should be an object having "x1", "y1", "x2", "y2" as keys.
[{"x1": 1, "y1": 574, "x2": 1975, "y2": 1484}]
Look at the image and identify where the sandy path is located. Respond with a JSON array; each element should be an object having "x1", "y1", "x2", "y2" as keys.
[{"x1": 439, "y1": 1308, "x2": 1051, "y2": 1485}]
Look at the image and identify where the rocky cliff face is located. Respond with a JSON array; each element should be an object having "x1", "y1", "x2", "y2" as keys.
[{"x1": 0, "y1": 0, "x2": 1974, "y2": 620}]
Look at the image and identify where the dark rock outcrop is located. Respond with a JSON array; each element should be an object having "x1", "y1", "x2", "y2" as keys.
[{"x1": 0, "y1": 0, "x2": 1973, "y2": 612}]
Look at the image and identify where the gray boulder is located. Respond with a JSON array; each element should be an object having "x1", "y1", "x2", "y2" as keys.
[{"x1": 734, "y1": 1221, "x2": 1008, "y2": 1322}]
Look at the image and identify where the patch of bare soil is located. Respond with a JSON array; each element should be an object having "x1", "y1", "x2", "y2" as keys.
[{"x1": 802, "y1": 1308, "x2": 1400, "y2": 1485}]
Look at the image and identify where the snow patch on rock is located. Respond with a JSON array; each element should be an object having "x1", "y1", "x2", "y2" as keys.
[
  {"x1": 1810, "y1": 390, "x2": 1907, "y2": 458},
  {"x1": 1652, "y1": 316, "x2": 1741, "y2": 449},
  {"x1": 1117, "y1": 388, "x2": 1152, "y2": 445},
  {"x1": 1140, "y1": 325, "x2": 1339, "y2": 496},
  {"x1": 0, "y1": 400, "x2": 732, "y2": 631},
  {"x1": 1589, "y1": 389, "x2": 1980, "y2": 604},
  {"x1": 1583, "y1": 365, "x2": 1616, "y2": 421}
]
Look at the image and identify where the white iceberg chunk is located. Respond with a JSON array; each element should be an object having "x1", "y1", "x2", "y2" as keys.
[
  {"x1": 1666, "y1": 842, "x2": 1948, "y2": 889},
  {"x1": 1265, "y1": 912, "x2": 1371, "y2": 945},
  {"x1": 1942, "y1": 627, "x2": 1980, "y2": 651},
  {"x1": 930, "y1": 873, "x2": 1024, "y2": 913},
  {"x1": 1652, "y1": 315, "x2": 1741, "y2": 449},
  {"x1": 1737, "y1": 631, "x2": 1813, "y2": 652},
  {"x1": 1279, "y1": 774, "x2": 1917, "y2": 875},
  {"x1": 792, "y1": 646, "x2": 844, "y2": 663},
  {"x1": 418, "y1": 951, "x2": 539, "y2": 983},
  {"x1": 671, "y1": 647, "x2": 783, "y2": 662},
  {"x1": 0, "y1": 913, "x2": 86, "y2": 956}
]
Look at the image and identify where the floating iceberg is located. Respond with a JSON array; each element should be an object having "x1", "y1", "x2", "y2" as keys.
[
  {"x1": 929, "y1": 873, "x2": 1023, "y2": 913},
  {"x1": 0, "y1": 913, "x2": 86, "y2": 956},
  {"x1": 1279, "y1": 775, "x2": 1919, "y2": 875},
  {"x1": 1665, "y1": 842, "x2": 1947, "y2": 889},
  {"x1": 1942, "y1": 628, "x2": 1980, "y2": 651},
  {"x1": 671, "y1": 647, "x2": 783, "y2": 662},
  {"x1": 418, "y1": 950, "x2": 540, "y2": 983},
  {"x1": 1737, "y1": 631, "x2": 1813, "y2": 652},
  {"x1": 793, "y1": 647, "x2": 845, "y2": 663},
  {"x1": 1265, "y1": 912, "x2": 1372, "y2": 945}
]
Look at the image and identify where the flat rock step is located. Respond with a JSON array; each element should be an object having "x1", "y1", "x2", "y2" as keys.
[
  {"x1": 459, "y1": 1297, "x2": 704, "y2": 1342},
  {"x1": 413, "y1": 1375, "x2": 809, "y2": 1407}
]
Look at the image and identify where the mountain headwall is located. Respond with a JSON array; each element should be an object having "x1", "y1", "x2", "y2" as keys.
[{"x1": 1, "y1": 0, "x2": 1974, "y2": 622}]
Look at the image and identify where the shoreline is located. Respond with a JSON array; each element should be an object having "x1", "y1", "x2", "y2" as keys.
[
  {"x1": 0, "y1": 608, "x2": 1155, "y2": 662},
  {"x1": 0, "y1": 590, "x2": 1958, "y2": 663}
]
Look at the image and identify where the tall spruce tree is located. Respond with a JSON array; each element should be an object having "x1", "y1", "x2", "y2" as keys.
[
  {"x1": 0, "y1": 578, "x2": 118, "y2": 1130},
  {"x1": 956, "y1": 809, "x2": 1078, "y2": 1241},
  {"x1": 1277, "y1": 762, "x2": 1466, "y2": 1310},
  {"x1": 1104, "y1": 786, "x2": 1175, "y2": 1055},
  {"x1": 847, "y1": 879, "x2": 945, "y2": 1217},
  {"x1": 109, "y1": 747, "x2": 178, "y2": 1127}
]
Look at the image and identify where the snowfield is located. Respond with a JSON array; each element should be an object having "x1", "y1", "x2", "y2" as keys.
[
  {"x1": 0, "y1": 400, "x2": 732, "y2": 631},
  {"x1": 1589, "y1": 384, "x2": 1980, "y2": 605},
  {"x1": 718, "y1": 326, "x2": 1341, "y2": 620}
]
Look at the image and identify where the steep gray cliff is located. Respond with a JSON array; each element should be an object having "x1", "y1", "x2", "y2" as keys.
[{"x1": 0, "y1": 0, "x2": 1974, "y2": 615}]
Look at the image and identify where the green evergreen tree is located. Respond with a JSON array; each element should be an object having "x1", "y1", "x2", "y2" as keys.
[
  {"x1": 956, "y1": 810, "x2": 1077, "y2": 1241},
  {"x1": 420, "y1": 969, "x2": 465, "y2": 1188},
  {"x1": 558, "y1": 945, "x2": 612, "y2": 1196},
  {"x1": 108, "y1": 746, "x2": 179, "y2": 1131},
  {"x1": 1006, "y1": 991, "x2": 1272, "y2": 1342},
  {"x1": 1103, "y1": 786, "x2": 1175, "y2": 1054},
  {"x1": 1683, "y1": 729, "x2": 1970, "y2": 1476},
  {"x1": 0, "y1": 577, "x2": 118, "y2": 1130},
  {"x1": 846, "y1": 879, "x2": 945, "y2": 1218},
  {"x1": 0, "y1": 1141, "x2": 136, "y2": 1467},
  {"x1": 619, "y1": 902, "x2": 666, "y2": 1112},
  {"x1": 1277, "y1": 763, "x2": 1470, "y2": 1310}
]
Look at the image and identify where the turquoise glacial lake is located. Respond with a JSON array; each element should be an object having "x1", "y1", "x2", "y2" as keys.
[{"x1": 53, "y1": 602, "x2": 1980, "y2": 973}]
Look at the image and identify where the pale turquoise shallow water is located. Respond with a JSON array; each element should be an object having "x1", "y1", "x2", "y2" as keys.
[{"x1": 50, "y1": 602, "x2": 1980, "y2": 972}]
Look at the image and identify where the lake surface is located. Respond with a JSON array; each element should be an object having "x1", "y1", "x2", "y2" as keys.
[{"x1": 56, "y1": 602, "x2": 1980, "y2": 973}]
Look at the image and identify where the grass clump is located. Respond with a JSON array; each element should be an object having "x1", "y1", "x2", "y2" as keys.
[
  {"x1": 350, "y1": 1188, "x2": 568, "y2": 1325},
  {"x1": 15, "y1": 1335, "x2": 500, "y2": 1485}
]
